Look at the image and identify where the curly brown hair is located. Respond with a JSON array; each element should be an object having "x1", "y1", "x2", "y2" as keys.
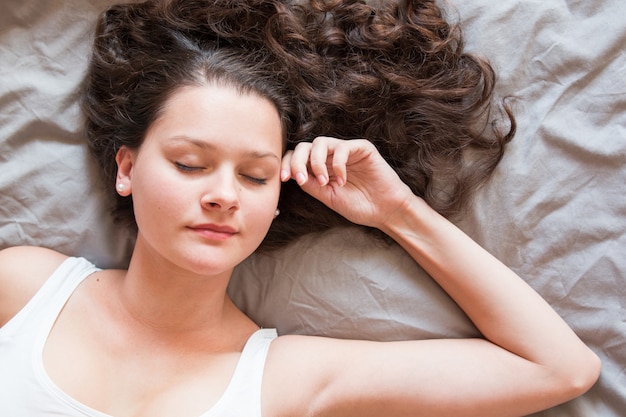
[{"x1": 81, "y1": 0, "x2": 514, "y2": 251}]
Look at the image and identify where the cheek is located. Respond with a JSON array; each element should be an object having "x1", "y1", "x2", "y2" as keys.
[
  {"x1": 131, "y1": 168, "x2": 191, "y2": 223},
  {"x1": 243, "y1": 186, "x2": 280, "y2": 223}
]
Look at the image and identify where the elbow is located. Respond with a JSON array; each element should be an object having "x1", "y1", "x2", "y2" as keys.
[
  {"x1": 576, "y1": 350, "x2": 602, "y2": 394},
  {"x1": 557, "y1": 349, "x2": 602, "y2": 401}
]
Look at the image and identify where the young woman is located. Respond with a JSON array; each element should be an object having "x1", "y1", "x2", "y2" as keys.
[{"x1": 0, "y1": 1, "x2": 600, "y2": 416}]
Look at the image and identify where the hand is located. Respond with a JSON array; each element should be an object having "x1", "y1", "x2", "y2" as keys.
[{"x1": 280, "y1": 137, "x2": 414, "y2": 228}]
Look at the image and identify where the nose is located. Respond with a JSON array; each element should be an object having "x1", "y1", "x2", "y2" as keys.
[{"x1": 200, "y1": 166, "x2": 240, "y2": 212}]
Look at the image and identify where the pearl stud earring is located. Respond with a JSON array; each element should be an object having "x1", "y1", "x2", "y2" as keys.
[
  {"x1": 274, "y1": 209, "x2": 280, "y2": 217},
  {"x1": 117, "y1": 183, "x2": 125, "y2": 192}
]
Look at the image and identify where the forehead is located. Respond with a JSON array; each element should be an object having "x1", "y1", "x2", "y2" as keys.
[{"x1": 146, "y1": 84, "x2": 284, "y2": 156}]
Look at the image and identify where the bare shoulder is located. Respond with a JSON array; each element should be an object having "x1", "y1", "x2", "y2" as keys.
[
  {"x1": 263, "y1": 334, "x2": 369, "y2": 417},
  {"x1": 263, "y1": 334, "x2": 415, "y2": 417},
  {"x1": 0, "y1": 246, "x2": 68, "y2": 327}
]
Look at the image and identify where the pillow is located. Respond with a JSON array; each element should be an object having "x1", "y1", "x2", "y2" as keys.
[{"x1": 229, "y1": 227, "x2": 479, "y2": 340}]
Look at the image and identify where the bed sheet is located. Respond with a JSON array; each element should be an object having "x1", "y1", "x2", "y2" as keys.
[{"x1": 1, "y1": 0, "x2": 625, "y2": 415}]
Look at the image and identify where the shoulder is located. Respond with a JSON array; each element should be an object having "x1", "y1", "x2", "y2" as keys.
[
  {"x1": 263, "y1": 334, "x2": 371, "y2": 417},
  {"x1": 0, "y1": 246, "x2": 69, "y2": 327}
]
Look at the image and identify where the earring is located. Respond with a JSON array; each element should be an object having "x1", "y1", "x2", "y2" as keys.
[
  {"x1": 117, "y1": 183, "x2": 125, "y2": 192},
  {"x1": 274, "y1": 208, "x2": 280, "y2": 217}
]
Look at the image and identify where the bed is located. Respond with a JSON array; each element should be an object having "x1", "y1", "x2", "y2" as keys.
[{"x1": 1, "y1": 0, "x2": 624, "y2": 415}]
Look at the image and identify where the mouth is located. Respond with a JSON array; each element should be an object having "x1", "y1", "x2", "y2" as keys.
[{"x1": 187, "y1": 224, "x2": 238, "y2": 241}]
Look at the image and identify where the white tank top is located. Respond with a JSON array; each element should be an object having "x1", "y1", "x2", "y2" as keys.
[{"x1": 0, "y1": 257, "x2": 277, "y2": 417}]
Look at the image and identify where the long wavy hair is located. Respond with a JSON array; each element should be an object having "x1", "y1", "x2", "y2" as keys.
[{"x1": 81, "y1": 0, "x2": 515, "y2": 251}]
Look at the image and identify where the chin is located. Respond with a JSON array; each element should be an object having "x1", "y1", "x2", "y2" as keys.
[{"x1": 182, "y1": 247, "x2": 252, "y2": 277}]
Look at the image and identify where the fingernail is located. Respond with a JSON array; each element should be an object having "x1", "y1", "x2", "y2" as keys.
[
  {"x1": 280, "y1": 169, "x2": 290, "y2": 181},
  {"x1": 317, "y1": 174, "x2": 328, "y2": 186},
  {"x1": 296, "y1": 172, "x2": 307, "y2": 185},
  {"x1": 336, "y1": 176, "x2": 345, "y2": 187}
]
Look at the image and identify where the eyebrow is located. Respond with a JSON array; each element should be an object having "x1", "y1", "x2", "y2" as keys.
[{"x1": 168, "y1": 136, "x2": 280, "y2": 161}]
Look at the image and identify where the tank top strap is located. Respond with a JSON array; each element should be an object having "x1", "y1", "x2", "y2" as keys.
[
  {"x1": 0, "y1": 256, "x2": 99, "y2": 336},
  {"x1": 204, "y1": 328, "x2": 278, "y2": 417}
]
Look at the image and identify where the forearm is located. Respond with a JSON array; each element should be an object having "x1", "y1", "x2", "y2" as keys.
[{"x1": 380, "y1": 196, "x2": 599, "y2": 375}]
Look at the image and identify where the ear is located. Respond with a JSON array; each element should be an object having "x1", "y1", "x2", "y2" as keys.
[{"x1": 115, "y1": 146, "x2": 136, "y2": 196}]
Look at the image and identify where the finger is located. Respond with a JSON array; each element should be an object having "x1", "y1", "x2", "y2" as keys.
[
  {"x1": 289, "y1": 142, "x2": 313, "y2": 185},
  {"x1": 280, "y1": 150, "x2": 293, "y2": 182},
  {"x1": 329, "y1": 142, "x2": 350, "y2": 187},
  {"x1": 309, "y1": 137, "x2": 331, "y2": 186}
]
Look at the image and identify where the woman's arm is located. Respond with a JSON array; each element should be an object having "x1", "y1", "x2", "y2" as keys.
[
  {"x1": 0, "y1": 246, "x2": 67, "y2": 327},
  {"x1": 271, "y1": 137, "x2": 601, "y2": 417},
  {"x1": 381, "y1": 195, "x2": 600, "y2": 393}
]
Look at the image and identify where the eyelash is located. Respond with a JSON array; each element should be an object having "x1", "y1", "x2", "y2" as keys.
[
  {"x1": 175, "y1": 162, "x2": 202, "y2": 172},
  {"x1": 175, "y1": 162, "x2": 267, "y2": 185},
  {"x1": 244, "y1": 175, "x2": 267, "y2": 185}
]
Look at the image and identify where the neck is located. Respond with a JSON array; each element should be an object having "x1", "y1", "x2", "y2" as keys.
[{"x1": 115, "y1": 240, "x2": 241, "y2": 335}]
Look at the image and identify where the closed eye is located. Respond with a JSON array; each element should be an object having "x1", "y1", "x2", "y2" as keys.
[
  {"x1": 175, "y1": 162, "x2": 203, "y2": 172},
  {"x1": 243, "y1": 175, "x2": 267, "y2": 185}
]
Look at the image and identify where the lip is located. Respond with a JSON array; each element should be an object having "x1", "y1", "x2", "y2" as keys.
[{"x1": 188, "y1": 224, "x2": 238, "y2": 241}]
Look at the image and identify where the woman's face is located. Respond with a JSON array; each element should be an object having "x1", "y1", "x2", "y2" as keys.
[{"x1": 116, "y1": 83, "x2": 283, "y2": 277}]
